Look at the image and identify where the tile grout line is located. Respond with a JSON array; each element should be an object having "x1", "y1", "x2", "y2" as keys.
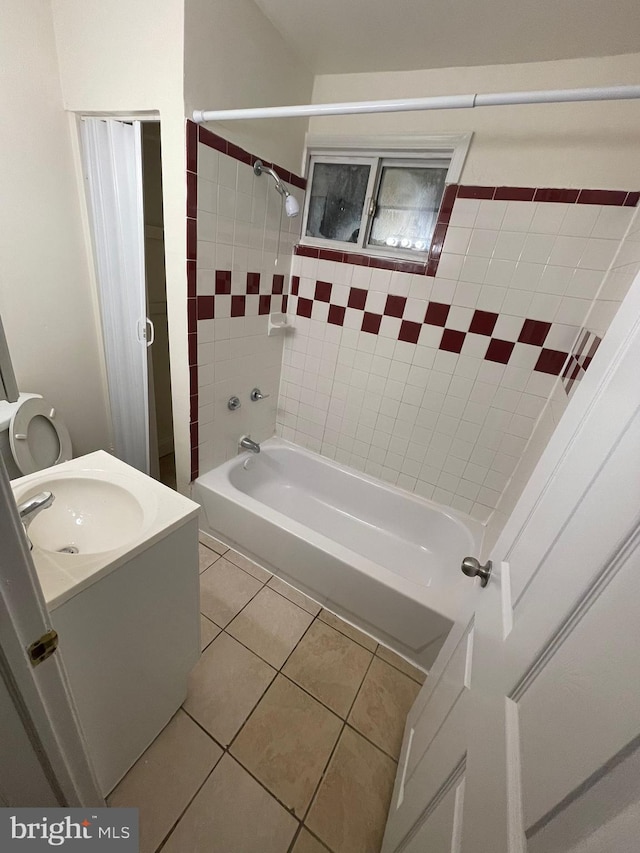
[
  {"x1": 153, "y1": 757, "x2": 221, "y2": 853},
  {"x1": 201, "y1": 557, "x2": 423, "y2": 693},
  {"x1": 203, "y1": 538, "x2": 426, "y2": 683},
  {"x1": 154, "y1": 609, "x2": 396, "y2": 849},
  {"x1": 299, "y1": 650, "x2": 379, "y2": 833},
  {"x1": 195, "y1": 544, "x2": 420, "y2": 844},
  {"x1": 176, "y1": 712, "x2": 307, "y2": 839},
  {"x1": 209, "y1": 546, "x2": 428, "y2": 686}
]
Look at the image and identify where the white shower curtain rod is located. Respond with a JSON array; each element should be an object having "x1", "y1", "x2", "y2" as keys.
[{"x1": 193, "y1": 84, "x2": 640, "y2": 123}]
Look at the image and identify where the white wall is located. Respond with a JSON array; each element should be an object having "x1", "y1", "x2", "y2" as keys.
[
  {"x1": 184, "y1": 0, "x2": 313, "y2": 175},
  {"x1": 51, "y1": 0, "x2": 313, "y2": 489},
  {"x1": 51, "y1": 0, "x2": 189, "y2": 486},
  {"x1": 0, "y1": 0, "x2": 111, "y2": 456},
  {"x1": 310, "y1": 53, "x2": 640, "y2": 189}
]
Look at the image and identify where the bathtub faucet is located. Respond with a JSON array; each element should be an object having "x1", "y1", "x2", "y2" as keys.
[{"x1": 239, "y1": 435, "x2": 261, "y2": 454}]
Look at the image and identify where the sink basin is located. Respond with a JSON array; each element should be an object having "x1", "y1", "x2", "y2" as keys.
[
  {"x1": 10, "y1": 450, "x2": 200, "y2": 611},
  {"x1": 14, "y1": 470, "x2": 155, "y2": 555}
]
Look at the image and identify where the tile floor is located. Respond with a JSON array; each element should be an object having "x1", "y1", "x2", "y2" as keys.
[{"x1": 108, "y1": 533, "x2": 426, "y2": 853}]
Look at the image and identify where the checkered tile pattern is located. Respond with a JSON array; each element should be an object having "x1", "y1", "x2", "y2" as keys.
[
  {"x1": 197, "y1": 271, "x2": 287, "y2": 319},
  {"x1": 291, "y1": 279, "x2": 576, "y2": 377},
  {"x1": 561, "y1": 328, "x2": 602, "y2": 396}
]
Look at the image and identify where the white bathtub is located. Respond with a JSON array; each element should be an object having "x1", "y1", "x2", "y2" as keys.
[{"x1": 194, "y1": 438, "x2": 482, "y2": 670}]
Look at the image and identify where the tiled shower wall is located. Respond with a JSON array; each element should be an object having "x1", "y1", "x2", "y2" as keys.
[
  {"x1": 482, "y1": 203, "x2": 640, "y2": 548},
  {"x1": 188, "y1": 124, "x2": 305, "y2": 475},
  {"x1": 277, "y1": 190, "x2": 639, "y2": 524}
]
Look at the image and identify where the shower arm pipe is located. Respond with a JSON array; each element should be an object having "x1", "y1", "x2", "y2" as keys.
[{"x1": 192, "y1": 84, "x2": 640, "y2": 123}]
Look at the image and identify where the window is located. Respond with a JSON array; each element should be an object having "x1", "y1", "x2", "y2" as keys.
[{"x1": 301, "y1": 134, "x2": 471, "y2": 261}]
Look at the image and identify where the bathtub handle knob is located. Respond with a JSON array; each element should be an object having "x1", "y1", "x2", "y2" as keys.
[
  {"x1": 228, "y1": 396, "x2": 241, "y2": 411},
  {"x1": 250, "y1": 388, "x2": 270, "y2": 402},
  {"x1": 461, "y1": 556, "x2": 492, "y2": 588}
]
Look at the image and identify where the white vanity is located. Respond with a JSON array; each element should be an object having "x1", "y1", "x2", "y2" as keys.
[{"x1": 11, "y1": 451, "x2": 200, "y2": 796}]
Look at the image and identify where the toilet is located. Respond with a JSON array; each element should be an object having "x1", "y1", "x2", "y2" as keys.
[{"x1": 0, "y1": 393, "x2": 72, "y2": 479}]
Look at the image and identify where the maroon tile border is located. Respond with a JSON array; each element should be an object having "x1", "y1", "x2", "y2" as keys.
[
  {"x1": 456, "y1": 184, "x2": 639, "y2": 207},
  {"x1": 197, "y1": 124, "x2": 306, "y2": 190},
  {"x1": 561, "y1": 328, "x2": 602, "y2": 396},
  {"x1": 294, "y1": 181, "x2": 639, "y2": 280}
]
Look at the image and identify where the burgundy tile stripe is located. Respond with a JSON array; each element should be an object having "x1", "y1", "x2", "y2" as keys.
[
  {"x1": 292, "y1": 282, "x2": 575, "y2": 376},
  {"x1": 197, "y1": 125, "x2": 306, "y2": 190},
  {"x1": 196, "y1": 269, "x2": 290, "y2": 319},
  {"x1": 561, "y1": 328, "x2": 602, "y2": 396},
  {"x1": 455, "y1": 184, "x2": 639, "y2": 206},
  {"x1": 294, "y1": 181, "x2": 639, "y2": 279},
  {"x1": 186, "y1": 120, "x2": 199, "y2": 480},
  {"x1": 294, "y1": 244, "x2": 428, "y2": 276},
  {"x1": 196, "y1": 292, "x2": 284, "y2": 318}
]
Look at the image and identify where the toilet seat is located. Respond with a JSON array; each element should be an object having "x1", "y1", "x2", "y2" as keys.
[{"x1": 9, "y1": 397, "x2": 72, "y2": 475}]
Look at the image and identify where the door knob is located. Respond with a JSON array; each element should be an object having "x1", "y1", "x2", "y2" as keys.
[{"x1": 461, "y1": 556, "x2": 492, "y2": 587}]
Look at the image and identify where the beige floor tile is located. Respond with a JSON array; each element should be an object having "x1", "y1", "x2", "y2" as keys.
[
  {"x1": 348, "y1": 657, "x2": 421, "y2": 759},
  {"x1": 318, "y1": 610, "x2": 378, "y2": 652},
  {"x1": 225, "y1": 548, "x2": 273, "y2": 582},
  {"x1": 108, "y1": 709, "x2": 221, "y2": 853},
  {"x1": 198, "y1": 530, "x2": 229, "y2": 555},
  {"x1": 283, "y1": 620, "x2": 372, "y2": 718},
  {"x1": 226, "y1": 587, "x2": 314, "y2": 668},
  {"x1": 231, "y1": 675, "x2": 342, "y2": 818},
  {"x1": 198, "y1": 543, "x2": 220, "y2": 574},
  {"x1": 268, "y1": 576, "x2": 322, "y2": 616},
  {"x1": 162, "y1": 753, "x2": 297, "y2": 853},
  {"x1": 199, "y1": 557, "x2": 262, "y2": 627},
  {"x1": 376, "y1": 644, "x2": 426, "y2": 684},
  {"x1": 293, "y1": 828, "x2": 331, "y2": 853},
  {"x1": 200, "y1": 614, "x2": 220, "y2": 652},
  {"x1": 183, "y1": 632, "x2": 276, "y2": 746},
  {"x1": 306, "y1": 726, "x2": 396, "y2": 853}
]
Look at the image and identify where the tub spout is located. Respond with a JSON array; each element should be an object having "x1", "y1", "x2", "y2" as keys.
[{"x1": 239, "y1": 435, "x2": 261, "y2": 454}]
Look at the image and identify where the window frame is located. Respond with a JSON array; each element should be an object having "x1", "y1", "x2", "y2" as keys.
[{"x1": 300, "y1": 132, "x2": 472, "y2": 262}]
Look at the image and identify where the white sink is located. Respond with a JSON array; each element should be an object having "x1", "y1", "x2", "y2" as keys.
[
  {"x1": 20, "y1": 475, "x2": 148, "y2": 555},
  {"x1": 11, "y1": 451, "x2": 199, "y2": 609}
]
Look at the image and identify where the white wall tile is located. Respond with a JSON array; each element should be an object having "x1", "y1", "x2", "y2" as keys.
[
  {"x1": 530, "y1": 203, "x2": 569, "y2": 235},
  {"x1": 501, "y1": 201, "x2": 536, "y2": 232},
  {"x1": 448, "y1": 197, "x2": 479, "y2": 228},
  {"x1": 591, "y1": 206, "x2": 635, "y2": 240},
  {"x1": 559, "y1": 205, "x2": 599, "y2": 237},
  {"x1": 474, "y1": 200, "x2": 507, "y2": 230},
  {"x1": 271, "y1": 192, "x2": 634, "y2": 534}
]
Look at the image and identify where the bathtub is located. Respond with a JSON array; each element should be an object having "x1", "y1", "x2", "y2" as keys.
[{"x1": 193, "y1": 438, "x2": 482, "y2": 670}]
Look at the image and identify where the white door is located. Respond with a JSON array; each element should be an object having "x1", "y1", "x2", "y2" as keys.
[
  {"x1": 81, "y1": 118, "x2": 150, "y2": 474},
  {"x1": 0, "y1": 457, "x2": 103, "y2": 807},
  {"x1": 383, "y1": 272, "x2": 640, "y2": 853}
]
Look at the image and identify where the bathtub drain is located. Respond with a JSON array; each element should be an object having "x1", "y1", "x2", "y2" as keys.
[{"x1": 57, "y1": 545, "x2": 79, "y2": 554}]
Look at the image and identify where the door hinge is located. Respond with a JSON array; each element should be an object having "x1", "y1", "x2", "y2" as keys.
[{"x1": 28, "y1": 629, "x2": 59, "y2": 666}]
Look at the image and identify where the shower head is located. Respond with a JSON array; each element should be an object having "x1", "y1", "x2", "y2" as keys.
[
  {"x1": 253, "y1": 159, "x2": 299, "y2": 217},
  {"x1": 285, "y1": 193, "x2": 300, "y2": 217}
]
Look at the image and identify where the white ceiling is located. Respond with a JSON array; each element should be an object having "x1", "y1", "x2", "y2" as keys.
[{"x1": 252, "y1": 0, "x2": 640, "y2": 75}]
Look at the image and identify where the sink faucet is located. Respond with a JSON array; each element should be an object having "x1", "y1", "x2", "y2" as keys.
[
  {"x1": 239, "y1": 435, "x2": 261, "y2": 454},
  {"x1": 17, "y1": 491, "x2": 55, "y2": 551}
]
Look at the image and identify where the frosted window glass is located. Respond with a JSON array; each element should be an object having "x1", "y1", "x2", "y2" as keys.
[
  {"x1": 368, "y1": 166, "x2": 447, "y2": 252},
  {"x1": 306, "y1": 163, "x2": 370, "y2": 243}
]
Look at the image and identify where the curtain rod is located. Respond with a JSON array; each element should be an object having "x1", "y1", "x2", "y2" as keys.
[{"x1": 193, "y1": 84, "x2": 640, "y2": 123}]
